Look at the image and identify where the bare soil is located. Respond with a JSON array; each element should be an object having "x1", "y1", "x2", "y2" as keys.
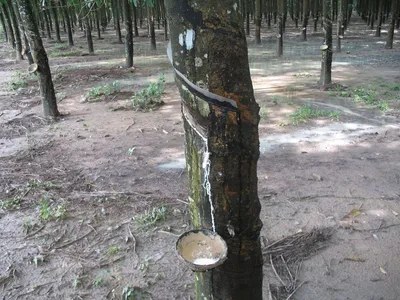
[{"x1": 0, "y1": 16, "x2": 399, "y2": 300}]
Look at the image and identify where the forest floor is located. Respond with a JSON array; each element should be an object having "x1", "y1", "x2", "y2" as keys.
[{"x1": 0, "y1": 16, "x2": 400, "y2": 300}]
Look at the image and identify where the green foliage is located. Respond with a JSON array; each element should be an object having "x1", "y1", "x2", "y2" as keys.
[
  {"x1": 0, "y1": 196, "x2": 21, "y2": 210},
  {"x1": 353, "y1": 88, "x2": 388, "y2": 111},
  {"x1": 132, "y1": 205, "x2": 167, "y2": 228},
  {"x1": 131, "y1": 74, "x2": 165, "y2": 111},
  {"x1": 290, "y1": 105, "x2": 339, "y2": 125},
  {"x1": 8, "y1": 71, "x2": 27, "y2": 91},
  {"x1": 108, "y1": 246, "x2": 121, "y2": 255},
  {"x1": 39, "y1": 199, "x2": 67, "y2": 221},
  {"x1": 88, "y1": 81, "x2": 120, "y2": 101}
]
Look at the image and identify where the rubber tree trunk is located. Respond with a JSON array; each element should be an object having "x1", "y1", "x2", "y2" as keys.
[
  {"x1": 313, "y1": 0, "x2": 319, "y2": 32},
  {"x1": 51, "y1": 1, "x2": 62, "y2": 42},
  {"x1": 375, "y1": 0, "x2": 383, "y2": 37},
  {"x1": 336, "y1": 0, "x2": 342, "y2": 52},
  {"x1": 7, "y1": 1, "x2": 23, "y2": 60},
  {"x1": 61, "y1": 0, "x2": 74, "y2": 46},
  {"x1": 123, "y1": 0, "x2": 133, "y2": 67},
  {"x1": 95, "y1": 3, "x2": 101, "y2": 39},
  {"x1": 255, "y1": 0, "x2": 262, "y2": 44},
  {"x1": 82, "y1": 3, "x2": 94, "y2": 54},
  {"x1": 12, "y1": 1, "x2": 33, "y2": 63},
  {"x1": 301, "y1": 0, "x2": 309, "y2": 40},
  {"x1": 166, "y1": 1, "x2": 263, "y2": 299},
  {"x1": 17, "y1": 0, "x2": 60, "y2": 118},
  {"x1": 320, "y1": 0, "x2": 332, "y2": 86},
  {"x1": 43, "y1": 8, "x2": 52, "y2": 39},
  {"x1": 385, "y1": 0, "x2": 398, "y2": 49},
  {"x1": 277, "y1": 0, "x2": 284, "y2": 56},
  {"x1": 112, "y1": 0, "x2": 123, "y2": 43},
  {"x1": 1, "y1": 3, "x2": 15, "y2": 48},
  {"x1": 133, "y1": 3, "x2": 139, "y2": 37},
  {"x1": 149, "y1": 6, "x2": 156, "y2": 50}
]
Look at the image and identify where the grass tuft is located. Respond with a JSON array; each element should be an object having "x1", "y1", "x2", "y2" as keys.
[{"x1": 291, "y1": 105, "x2": 339, "y2": 125}]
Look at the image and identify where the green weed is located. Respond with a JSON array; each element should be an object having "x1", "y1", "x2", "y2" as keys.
[
  {"x1": 108, "y1": 246, "x2": 121, "y2": 255},
  {"x1": 88, "y1": 81, "x2": 120, "y2": 101},
  {"x1": 353, "y1": 88, "x2": 388, "y2": 111},
  {"x1": 132, "y1": 205, "x2": 167, "y2": 228},
  {"x1": 131, "y1": 74, "x2": 165, "y2": 111},
  {"x1": 122, "y1": 286, "x2": 151, "y2": 300},
  {"x1": 0, "y1": 196, "x2": 21, "y2": 210},
  {"x1": 290, "y1": 105, "x2": 339, "y2": 125},
  {"x1": 39, "y1": 199, "x2": 67, "y2": 222},
  {"x1": 49, "y1": 50, "x2": 82, "y2": 57}
]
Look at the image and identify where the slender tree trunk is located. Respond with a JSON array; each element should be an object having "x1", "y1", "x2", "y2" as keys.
[
  {"x1": 385, "y1": 0, "x2": 398, "y2": 49},
  {"x1": 43, "y1": 8, "x2": 52, "y2": 39},
  {"x1": 51, "y1": 2, "x2": 62, "y2": 42},
  {"x1": 375, "y1": 0, "x2": 383, "y2": 37},
  {"x1": 82, "y1": 3, "x2": 94, "y2": 54},
  {"x1": 61, "y1": 0, "x2": 74, "y2": 46},
  {"x1": 295, "y1": 0, "x2": 300, "y2": 27},
  {"x1": 166, "y1": 1, "x2": 263, "y2": 299},
  {"x1": 149, "y1": 6, "x2": 156, "y2": 50},
  {"x1": 320, "y1": 0, "x2": 332, "y2": 86},
  {"x1": 133, "y1": 3, "x2": 139, "y2": 37},
  {"x1": 13, "y1": 1, "x2": 33, "y2": 63},
  {"x1": 336, "y1": 0, "x2": 342, "y2": 52},
  {"x1": 112, "y1": 0, "x2": 123, "y2": 43},
  {"x1": 123, "y1": 0, "x2": 133, "y2": 67},
  {"x1": 95, "y1": 3, "x2": 101, "y2": 39},
  {"x1": 7, "y1": 0, "x2": 23, "y2": 60},
  {"x1": 17, "y1": 0, "x2": 60, "y2": 118},
  {"x1": 313, "y1": 0, "x2": 319, "y2": 32},
  {"x1": 302, "y1": 0, "x2": 309, "y2": 40},
  {"x1": 255, "y1": 0, "x2": 262, "y2": 44},
  {"x1": 277, "y1": 0, "x2": 284, "y2": 56}
]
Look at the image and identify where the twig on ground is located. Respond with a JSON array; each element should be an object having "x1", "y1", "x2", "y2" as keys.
[
  {"x1": 285, "y1": 281, "x2": 307, "y2": 300},
  {"x1": 125, "y1": 121, "x2": 135, "y2": 131},
  {"x1": 54, "y1": 229, "x2": 95, "y2": 250},
  {"x1": 24, "y1": 225, "x2": 46, "y2": 239}
]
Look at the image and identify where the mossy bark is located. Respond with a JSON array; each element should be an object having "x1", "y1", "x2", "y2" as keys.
[
  {"x1": 320, "y1": 0, "x2": 332, "y2": 86},
  {"x1": 18, "y1": 0, "x2": 60, "y2": 118},
  {"x1": 166, "y1": 1, "x2": 263, "y2": 299}
]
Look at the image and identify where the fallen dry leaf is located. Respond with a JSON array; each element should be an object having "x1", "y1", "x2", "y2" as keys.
[
  {"x1": 344, "y1": 257, "x2": 365, "y2": 262},
  {"x1": 379, "y1": 266, "x2": 387, "y2": 275},
  {"x1": 343, "y1": 208, "x2": 361, "y2": 219}
]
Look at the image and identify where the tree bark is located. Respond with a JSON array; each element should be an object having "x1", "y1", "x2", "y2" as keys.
[
  {"x1": 112, "y1": 0, "x2": 123, "y2": 43},
  {"x1": 17, "y1": 0, "x2": 60, "y2": 118},
  {"x1": 133, "y1": 2, "x2": 139, "y2": 37},
  {"x1": 166, "y1": 1, "x2": 263, "y2": 299},
  {"x1": 375, "y1": 0, "x2": 383, "y2": 37},
  {"x1": 123, "y1": 0, "x2": 133, "y2": 67},
  {"x1": 320, "y1": 0, "x2": 332, "y2": 86},
  {"x1": 385, "y1": 0, "x2": 398, "y2": 49}
]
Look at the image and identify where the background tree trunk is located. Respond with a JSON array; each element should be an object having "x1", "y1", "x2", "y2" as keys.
[
  {"x1": 61, "y1": 0, "x2": 74, "y2": 46},
  {"x1": 51, "y1": 1, "x2": 62, "y2": 42},
  {"x1": 0, "y1": 8, "x2": 9, "y2": 43},
  {"x1": 7, "y1": 0, "x2": 23, "y2": 60},
  {"x1": 255, "y1": 0, "x2": 262, "y2": 44},
  {"x1": 301, "y1": 0, "x2": 309, "y2": 40},
  {"x1": 385, "y1": 0, "x2": 398, "y2": 49},
  {"x1": 123, "y1": 0, "x2": 133, "y2": 67},
  {"x1": 17, "y1": 0, "x2": 60, "y2": 118},
  {"x1": 320, "y1": 0, "x2": 333, "y2": 85},
  {"x1": 166, "y1": 1, "x2": 263, "y2": 299},
  {"x1": 336, "y1": 0, "x2": 343, "y2": 52},
  {"x1": 277, "y1": 0, "x2": 284, "y2": 56}
]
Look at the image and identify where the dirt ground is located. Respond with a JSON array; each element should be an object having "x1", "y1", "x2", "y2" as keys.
[{"x1": 0, "y1": 15, "x2": 400, "y2": 300}]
